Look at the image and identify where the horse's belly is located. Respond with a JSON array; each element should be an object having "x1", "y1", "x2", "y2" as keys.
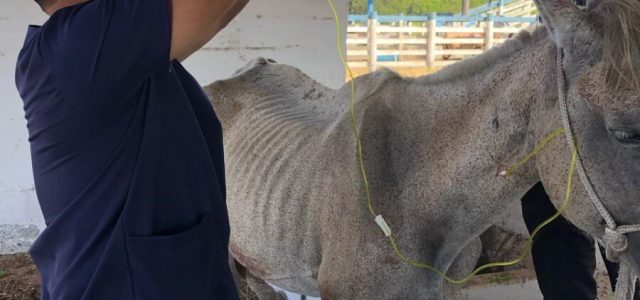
[
  {"x1": 223, "y1": 109, "x2": 345, "y2": 296},
  {"x1": 229, "y1": 227, "x2": 321, "y2": 296},
  {"x1": 226, "y1": 165, "x2": 324, "y2": 296}
]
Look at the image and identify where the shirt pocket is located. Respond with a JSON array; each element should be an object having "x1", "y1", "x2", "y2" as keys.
[{"x1": 125, "y1": 213, "x2": 233, "y2": 299}]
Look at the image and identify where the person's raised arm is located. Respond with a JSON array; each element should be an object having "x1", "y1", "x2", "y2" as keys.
[{"x1": 171, "y1": 0, "x2": 249, "y2": 62}]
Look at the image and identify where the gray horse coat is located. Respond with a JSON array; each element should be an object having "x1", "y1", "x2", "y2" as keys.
[{"x1": 206, "y1": 0, "x2": 640, "y2": 298}]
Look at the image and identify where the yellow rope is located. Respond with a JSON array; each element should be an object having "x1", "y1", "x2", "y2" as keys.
[
  {"x1": 326, "y1": 0, "x2": 578, "y2": 285},
  {"x1": 326, "y1": 0, "x2": 376, "y2": 218},
  {"x1": 503, "y1": 127, "x2": 566, "y2": 177}
]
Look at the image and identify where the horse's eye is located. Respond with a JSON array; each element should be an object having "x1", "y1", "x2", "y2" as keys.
[{"x1": 610, "y1": 129, "x2": 640, "y2": 146}]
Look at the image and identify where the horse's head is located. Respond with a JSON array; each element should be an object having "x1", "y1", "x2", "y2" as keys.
[{"x1": 535, "y1": 0, "x2": 640, "y2": 271}]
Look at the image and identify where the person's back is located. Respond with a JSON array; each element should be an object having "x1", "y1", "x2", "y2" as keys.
[{"x1": 15, "y1": 0, "x2": 248, "y2": 298}]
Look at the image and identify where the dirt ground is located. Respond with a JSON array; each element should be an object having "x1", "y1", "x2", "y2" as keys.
[
  {"x1": 0, "y1": 253, "x2": 261, "y2": 300},
  {"x1": 0, "y1": 254, "x2": 39, "y2": 300}
]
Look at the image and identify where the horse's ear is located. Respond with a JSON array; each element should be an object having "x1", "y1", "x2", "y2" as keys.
[{"x1": 534, "y1": 0, "x2": 587, "y2": 48}]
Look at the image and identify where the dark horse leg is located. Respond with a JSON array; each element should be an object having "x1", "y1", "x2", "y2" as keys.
[{"x1": 521, "y1": 182, "x2": 597, "y2": 300}]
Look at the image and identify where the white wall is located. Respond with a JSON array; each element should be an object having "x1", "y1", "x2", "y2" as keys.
[
  {"x1": 185, "y1": 0, "x2": 350, "y2": 88},
  {"x1": 0, "y1": 0, "x2": 348, "y2": 252},
  {"x1": 0, "y1": 1, "x2": 48, "y2": 232}
]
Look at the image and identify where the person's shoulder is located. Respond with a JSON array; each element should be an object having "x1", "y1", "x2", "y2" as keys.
[
  {"x1": 26, "y1": 0, "x2": 110, "y2": 70},
  {"x1": 17, "y1": 16, "x2": 61, "y2": 73},
  {"x1": 18, "y1": 25, "x2": 42, "y2": 54},
  {"x1": 21, "y1": 8, "x2": 74, "y2": 58},
  {"x1": 16, "y1": 25, "x2": 45, "y2": 78},
  {"x1": 38, "y1": 3, "x2": 86, "y2": 36},
  {"x1": 38, "y1": 0, "x2": 110, "y2": 41}
]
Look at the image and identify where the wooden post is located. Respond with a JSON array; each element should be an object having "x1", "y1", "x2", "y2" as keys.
[
  {"x1": 398, "y1": 13, "x2": 405, "y2": 61},
  {"x1": 462, "y1": 0, "x2": 470, "y2": 16},
  {"x1": 484, "y1": 15, "x2": 495, "y2": 50},
  {"x1": 485, "y1": 15, "x2": 495, "y2": 50},
  {"x1": 367, "y1": 11, "x2": 378, "y2": 72},
  {"x1": 427, "y1": 13, "x2": 437, "y2": 68}
]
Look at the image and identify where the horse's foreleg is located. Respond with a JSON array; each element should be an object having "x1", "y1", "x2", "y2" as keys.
[
  {"x1": 443, "y1": 237, "x2": 483, "y2": 300},
  {"x1": 229, "y1": 256, "x2": 287, "y2": 300},
  {"x1": 245, "y1": 271, "x2": 288, "y2": 300}
]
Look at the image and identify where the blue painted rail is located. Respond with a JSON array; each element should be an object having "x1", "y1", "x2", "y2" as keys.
[
  {"x1": 463, "y1": 0, "x2": 516, "y2": 16},
  {"x1": 348, "y1": 14, "x2": 537, "y2": 24}
]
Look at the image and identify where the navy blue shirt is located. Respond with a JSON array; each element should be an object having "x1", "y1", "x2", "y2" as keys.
[{"x1": 15, "y1": 0, "x2": 237, "y2": 299}]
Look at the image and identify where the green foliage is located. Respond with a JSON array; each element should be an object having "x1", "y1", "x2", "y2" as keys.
[
  {"x1": 0, "y1": 268, "x2": 6, "y2": 279},
  {"x1": 350, "y1": 0, "x2": 488, "y2": 14}
]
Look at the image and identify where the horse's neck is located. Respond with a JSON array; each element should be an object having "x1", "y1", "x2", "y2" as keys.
[
  {"x1": 420, "y1": 34, "x2": 557, "y2": 189},
  {"x1": 373, "y1": 34, "x2": 560, "y2": 268}
]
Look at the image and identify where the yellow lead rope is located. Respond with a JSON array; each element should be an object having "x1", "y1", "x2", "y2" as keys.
[
  {"x1": 325, "y1": 0, "x2": 376, "y2": 218},
  {"x1": 326, "y1": 0, "x2": 578, "y2": 285}
]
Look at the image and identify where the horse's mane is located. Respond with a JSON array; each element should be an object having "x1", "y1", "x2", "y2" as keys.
[
  {"x1": 591, "y1": 0, "x2": 640, "y2": 91},
  {"x1": 419, "y1": 26, "x2": 548, "y2": 84}
]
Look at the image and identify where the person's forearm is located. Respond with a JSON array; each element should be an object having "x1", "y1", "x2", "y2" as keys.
[
  {"x1": 171, "y1": 0, "x2": 250, "y2": 61},
  {"x1": 198, "y1": 0, "x2": 249, "y2": 47},
  {"x1": 217, "y1": 0, "x2": 249, "y2": 30}
]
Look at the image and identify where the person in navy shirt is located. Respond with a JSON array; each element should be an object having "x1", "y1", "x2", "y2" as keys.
[{"x1": 15, "y1": 0, "x2": 248, "y2": 298}]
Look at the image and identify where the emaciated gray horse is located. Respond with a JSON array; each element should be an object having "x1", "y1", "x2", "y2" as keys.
[{"x1": 206, "y1": 0, "x2": 640, "y2": 298}]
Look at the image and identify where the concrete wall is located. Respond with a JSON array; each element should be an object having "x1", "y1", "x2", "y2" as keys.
[
  {"x1": 0, "y1": 0, "x2": 349, "y2": 254},
  {"x1": 185, "y1": 0, "x2": 350, "y2": 88},
  {"x1": 0, "y1": 1, "x2": 48, "y2": 240}
]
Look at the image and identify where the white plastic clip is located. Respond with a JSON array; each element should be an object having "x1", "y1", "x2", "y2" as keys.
[{"x1": 375, "y1": 215, "x2": 392, "y2": 237}]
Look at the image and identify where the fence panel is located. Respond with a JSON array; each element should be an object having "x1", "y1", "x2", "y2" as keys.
[{"x1": 346, "y1": 14, "x2": 538, "y2": 72}]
